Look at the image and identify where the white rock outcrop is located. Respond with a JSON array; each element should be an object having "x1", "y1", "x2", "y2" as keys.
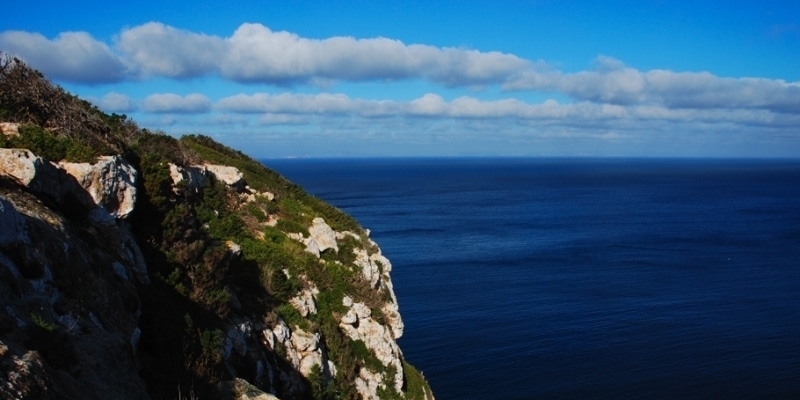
[
  {"x1": 205, "y1": 164, "x2": 245, "y2": 190},
  {"x1": 0, "y1": 149, "x2": 139, "y2": 221},
  {"x1": 168, "y1": 163, "x2": 208, "y2": 193},
  {"x1": 289, "y1": 218, "x2": 340, "y2": 258},
  {"x1": 339, "y1": 296, "x2": 405, "y2": 396},
  {"x1": 308, "y1": 218, "x2": 338, "y2": 254},
  {"x1": 60, "y1": 156, "x2": 138, "y2": 219},
  {"x1": 289, "y1": 286, "x2": 319, "y2": 317},
  {"x1": 0, "y1": 149, "x2": 44, "y2": 187},
  {"x1": 0, "y1": 149, "x2": 101, "y2": 220},
  {"x1": 263, "y1": 320, "x2": 334, "y2": 394}
]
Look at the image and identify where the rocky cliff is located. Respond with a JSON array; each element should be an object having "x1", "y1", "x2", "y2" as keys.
[{"x1": 0, "y1": 54, "x2": 432, "y2": 399}]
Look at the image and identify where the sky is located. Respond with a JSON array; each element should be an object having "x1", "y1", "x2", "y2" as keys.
[{"x1": 2, "y1": 0, "x2": 800, "y2": 158}]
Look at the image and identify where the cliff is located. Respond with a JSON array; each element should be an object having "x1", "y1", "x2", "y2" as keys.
[{"x1": 0, "y1": 54, "x2": 432, "y2": 399}]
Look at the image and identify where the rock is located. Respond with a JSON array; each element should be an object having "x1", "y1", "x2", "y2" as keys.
[
  {"x1": 0, "y1": 149, "x2": 101, "y2": 218},
  {"x1": 240, "y1": 191, "x2": 275, "y2": 203},
  {"x1": 226, "y1": 241, "x2": 242, "y2": 257},
  {"x1": 0, "y1": 197, "x2": 29, "y2": 247},
  {"x1": 0, "y1": 149, "x2": 141, "y2": 222},
  {"x1": 168, "y1": 163, "x2": 208, "y2": 193},
  {"x1": 288, "y1": 220, "x2": 341, "y2": 258},
  {"x1": 289, "y1": 287, "x2": 318, "y2": 317},
  {"x1": 0, "y1": 349, "x2": 54, "y2": 399},
  {"x1": 340, "y1": 309, "x2": 358, "y2": 325},
  {"x1": 339, "y1": 299, "x2": 405, "y2": 395},
  {"x1": 111, "y1": 261, "x2": 128, "y2": 280},
  {"x1": 291, "y1": 329, "x2": 318, "y2": 352},
  {"x1": 355, "y1": 367, "x2": 382, "y2": 400},
  {"x1": 219, "y1": 378, "x2": 279, "y2": 400},
  {"x1": 0, "y1": 148, "x2": 43, "y2": 187},
  {"x1": 205, "y1": 164, "x2": 245, "y2": 190},
  {"x1": 225, "y1": 324, "x2": 248, "y2": 359},
  {"x1": 0, "y1": 122, "x2": 20, "y2": 137},
  {"x1": 60, "y1": 156, "x2": 138, "y2": 219},
  {"x1": 308, "y1": 218, "x2": 338, "y2": 254}
]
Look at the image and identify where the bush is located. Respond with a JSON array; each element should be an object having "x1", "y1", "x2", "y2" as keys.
[{"x1": 403, "y1": 360, "x2": 433, "y2": 400}]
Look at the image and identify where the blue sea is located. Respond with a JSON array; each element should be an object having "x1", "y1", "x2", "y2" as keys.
[{"x1": 266, "y1": 158, "x2": 800, "y2": 399}]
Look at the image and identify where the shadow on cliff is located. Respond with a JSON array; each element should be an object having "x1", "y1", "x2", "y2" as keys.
[{"x1": 127, "y1": 159, "x2": 317, "y2": 399}]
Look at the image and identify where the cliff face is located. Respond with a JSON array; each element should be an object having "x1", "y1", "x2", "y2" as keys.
[{"x1": 0, "y1": 55, "x2": 432, "y2": 399}]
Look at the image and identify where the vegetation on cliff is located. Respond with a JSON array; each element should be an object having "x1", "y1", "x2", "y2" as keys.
[{"x1": 0, "y1": 53, "x2": 432, "y2": 399}]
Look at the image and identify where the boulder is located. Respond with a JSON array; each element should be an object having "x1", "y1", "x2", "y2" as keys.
[
  {"x1": 60, "y1": 156, "x2": 138, "y2": 219},
  {"x1": 205, "y1": 164, "x2": 245, "y2": 190},
  {"x1": 168, "y1": 163, "x2": 208, "y2": 193},
  {"x1": 307, "y1": 217, "x2": 338, "y2": 255},
  {"x1": 0, "y1": 149, "x2": 97, "y2": 214},
  {"x1": 0, "y1": 122, "x2": 20, "y2": 137},
  {"x1": 0, "y1": 149, "x2": 43, "y2": 187}
]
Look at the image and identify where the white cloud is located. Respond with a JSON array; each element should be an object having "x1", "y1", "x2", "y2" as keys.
[
  {"x1": 2, "y1": 22, "x2": 530, "y2": 87},
  {"x1": 257, "y1": 114, "x2": 308, "y2": 125},
  {"x1": 217, "y1": 92, "x2": 401, "y2": 116},
  {"x1": 142, "y1": 93, "x2": 212, "y2": 113},
  {"x1": 504, "y1": 56, "x2": 800, "y2": 114},
  {"x1": 116, "y1": 22, "x2": 225, "y2": 79},
  {"x1": 218, "y1": 23, "x2": 530, "y2": 86},
  {"x1": 3, "y1": 23, "x2": 799, "y2": 119},
  {"x1": 0, "y1": 30, "x2": 126, "y2": 83},
  {"x1": 95, "y1": 92, "x2": 137, "y2": 112},
  {"x1": 213, "y1": 91, "x2": 800, "y2": 130}
]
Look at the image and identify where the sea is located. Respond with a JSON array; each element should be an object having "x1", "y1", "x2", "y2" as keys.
[{"x1": 265, "y1": 157, "x2": 800, "y2": 400}]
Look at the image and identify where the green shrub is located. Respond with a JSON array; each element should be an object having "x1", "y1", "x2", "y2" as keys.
[
  {"x1": 276, "y1": 303, "x2": 308, "y2": 331},
  {"x1": 403, "y1": 360, "x2": 433, "y2": 400},
  {"x1": 13, "y1": 125, "x2": 66, "y2": 160},
  {"x1": 245, "y1": 202, "x2": 267, "y2": 223},
  {"x1": 275, "y1": 218, "x2": 308, "y2": 235},
  {"x1": 199, "y1": 328, "x2": 224, "y2": 363},
  {"x1": 205, "y1": 214, "x2": 245, "y2": 241},
  {"x1": 2, "y1": 125, "x2": 103, "y2": 162}
]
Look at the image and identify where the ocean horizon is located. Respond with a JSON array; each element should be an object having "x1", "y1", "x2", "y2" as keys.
[{"x1": 266, "y1": 157, "x2": 800, "y2": 399}]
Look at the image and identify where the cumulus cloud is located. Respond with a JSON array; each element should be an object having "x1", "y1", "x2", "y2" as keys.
[
  {"x1": 504, "y1": 56, "x2": 800, "y2": 114},
  {"x1": 215, "y1": 91, "x2": 798, "y2": 129},
  {"x1": 217, "y1": 92, "x2": 401, "y2": 116},
  {"x1": 1, "y1": 22, "x2": 529, "y2": 86},
  {"x1": 116, "y1": 22, "x2": 225, "y2": 79},
  {"x1": 142, "y1": 93, "x2": 212, "y2": 113},
  {"x1": 95, "y1": 92, "x2": 137, "y2": 112},
  {"x1": 0, "y1": 30, "x2": 126, "y2": 84},
  {"x1": 2, "y1": 23, "x2": 799, "y2": 119},
  {"x1": 218, "y1": 23, "x2": 530, "y2": 86}
]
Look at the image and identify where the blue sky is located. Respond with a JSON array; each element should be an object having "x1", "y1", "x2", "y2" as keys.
[{"x1": 2, "y1": 1, "x2": 799, "y2": 158}]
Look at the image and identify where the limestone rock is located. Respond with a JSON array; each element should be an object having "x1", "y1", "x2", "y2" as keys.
[
  {"x1": 339, "y1": 297, "x2": 405, "y2": 395},
  {"x1": 288, "y1": 218, "x2": 340, "y2": 258},
  {"x1": 205, "y1": 164, "x2": 245, "y2": 190},
  {"x1": 219, "y1": 378, "x2": 279, "y2": 400},
  {"x1": 0, "y1": 149, "x2": 100, "y2": 217},
  {"x1": 289, "y1": 286, "x2": 319, "y2": 317},
  {"x1": 309, "y1": 218, "x2": 338, "y2": 253},
  {"x1": 265, "y1": 320, "x2": 332, "y2": 396},
  {"x1": 355, "y1": 367, "x2": 383, "y2": 400},
  {"x1": 0, "y1": 122, "x2": 20, "y2": 137},
  {"x1": 0, "y1": 148, "x2": 43, "y2": 187},
  {"x1": 168, "y1": 163, "x2": 208, "y2": 193},
  {"x1": 60, "y1": 156, "x2": 138, "y2": 219}
]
